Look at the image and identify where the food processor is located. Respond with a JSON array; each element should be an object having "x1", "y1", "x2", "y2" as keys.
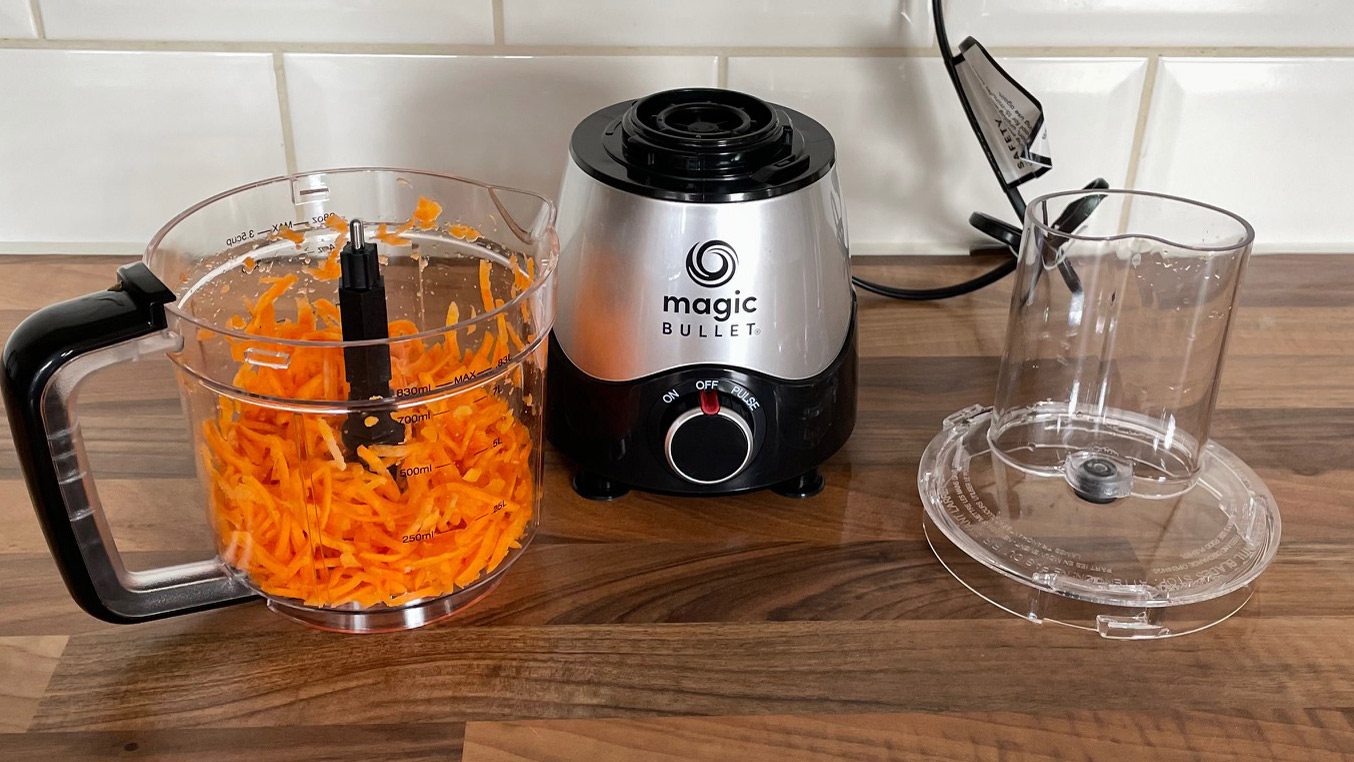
[
  {"x1": 549, "y1": 88, "x2": 856, "y2": 500},
  {"x1": 2, "y1": 168, "x2": 558, "y2": 632},
  {"x1": 919, "y1": 189, "x2": 1281, "y2": 639}
]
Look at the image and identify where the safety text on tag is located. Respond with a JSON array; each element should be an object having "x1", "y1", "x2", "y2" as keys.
[{"x1": 953, "y1": 37, "x2": 1052, "y2": 187}]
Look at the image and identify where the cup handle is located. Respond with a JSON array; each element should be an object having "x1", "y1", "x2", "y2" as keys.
[{"x1": 2, "y1": 263, "x2": 254, "y2": 623}]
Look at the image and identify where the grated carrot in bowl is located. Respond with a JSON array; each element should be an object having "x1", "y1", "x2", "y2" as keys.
[{"x1": 200, "y1": 221, "x2": 537, "y2": 612}]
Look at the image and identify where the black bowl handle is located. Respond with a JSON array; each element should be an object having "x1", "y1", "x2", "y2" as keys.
[{"x1": 1, "y1": 263, "x2": 254, "y2": 624}]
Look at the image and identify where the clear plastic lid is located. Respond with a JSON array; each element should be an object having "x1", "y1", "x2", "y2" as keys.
[{"x1": 918, "y1": 190, "x2": 1281, "y2": 639}]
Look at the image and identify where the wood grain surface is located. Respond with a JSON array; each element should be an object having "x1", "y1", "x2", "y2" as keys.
[{"x1": 0, "y1": 254, "x2": 1351, "y2": 760}]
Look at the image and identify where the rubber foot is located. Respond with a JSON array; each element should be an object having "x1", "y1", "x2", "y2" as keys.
[
  {"x1": 771, "y1": 469, "x2": 825, "y2": 499},
  {"x1": 572, "y1": 471, "x2": 630, "y2": 501}
]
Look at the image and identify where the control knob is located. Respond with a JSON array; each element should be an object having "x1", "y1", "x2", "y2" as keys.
[{"x1": 663, "y1": 389, "x2": 754, "y2": 484}]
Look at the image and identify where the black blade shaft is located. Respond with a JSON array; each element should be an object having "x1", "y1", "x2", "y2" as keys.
[{"x1": 338, "y1": 219, "x2": 403, "y2": 451}]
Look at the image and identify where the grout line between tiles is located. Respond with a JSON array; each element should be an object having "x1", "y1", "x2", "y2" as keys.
[
  {"x1": 0, "y1": 39, "x2": 931, "y2": 56},
  {"x1": 980, "y1": 45, "x2": 1354, "y2": 58},
  {"x1": 0, "y1": 38, "x2": 1351, "y2": 58},
  {"x1": 25, "y1": 0, "x2": 44, "y2": 38},
  {"x1": 1115, "y1": 55, "x2": 1162, "y2": 233},
  {"x1": 717, "y1": 56, "x2": 728, "y2": 88},
  {"x1": 1120, "y1": 55, "x2": 1161, "y2": 197},
  {"x1": 491, "y1": 0, "x2": 505, "y2": 46},
  {"x1": 272, "y1": 52, "x2": 298, "y2": 175}
]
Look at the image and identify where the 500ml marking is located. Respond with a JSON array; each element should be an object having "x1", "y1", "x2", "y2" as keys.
[
  {"x1": 397, "y1": 463, "x2": 434, "y2": 478},
  {"x1": 395, "y1": 451, "x2": 478, "y2": 482}
]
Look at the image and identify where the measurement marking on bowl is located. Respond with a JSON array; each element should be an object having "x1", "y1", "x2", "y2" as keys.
[
  {"x1": 398, "y1": 463, "x2": 434, "y2": 478},
  {"x1": 394, "y1": 410, "x2": 431, "y2": 425},
  {"x1": 394, "y1": 460, "x2": 457, "y2": 479},
  {"x1": 395, "y1": 384, "x2": 432, "y2": 398},
  {"x1": 262, "y1": 216, "x2": 329, "y2": 236},
  {"x1": 402, "y1": 526, "x2": 457, "y2": 544}
]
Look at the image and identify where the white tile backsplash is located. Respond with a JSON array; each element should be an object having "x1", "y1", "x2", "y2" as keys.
[
  {"x1": 946, "y1": 0, "x2": 1354, "y2": 48},
  {"x1": 1135, "y1": 58, "x2": 1354, "y2": 253},
  {"x1": 285, "y1": 55, "x2": 718, "y2": 198},
  {"x1": 729, "y1": 56, "x2": 1147, "y2": 253},
  {"x1": 0, "y1": 0, "x2": 36, "y2": 39},
  {"x1": 503, "y1": 0, "x2": 931, "y2": 48},
  {"x1": 0, "y1": 50, "x2": 286, "y2": 249},
  {"x1": 0, "y1": 2, "x2": 1350, "y2": 254},
  {"x1": 40, "y1": 0, "x2": 494, "y2": 44}
]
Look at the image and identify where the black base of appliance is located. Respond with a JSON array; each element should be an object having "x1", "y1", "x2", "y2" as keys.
[
  {"x1": 568, "y1": 467, "x2": 827, "y2": 501},
  {"x1": 546, "y1": 306, "x2": 857, "y2": 499}
]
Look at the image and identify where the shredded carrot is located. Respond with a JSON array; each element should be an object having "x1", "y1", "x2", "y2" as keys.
[
  {"x1": 276, "y1": 225, "x2": 305, "y2": 248},
  {"x1": 326, "y1": 214, "x2": 350, "y2": 253},
  {"x1": 297, "y1": 214, "x2": 352, "y2": 280},
  {"x1": 377, "y1": 220, "x2": 414, "y2": 246},
  {"x1": 201, "y1": 213, "x2": 537, "y2": 611},
  {"x1": 308, "y1": 252, "x2": 343, "y2": 281},
  {"x1": 448, "y1": 223, "x2": 482, "y2": 242},
  {"x1": 412, "y1": 197, "x2": 442, "y2": 229},
  {"x1": 478, "y1": 260, "x2": 495, "y2": 313}
]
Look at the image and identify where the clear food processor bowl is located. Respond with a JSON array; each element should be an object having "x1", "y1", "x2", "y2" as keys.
[{"x1": 154, "y1": 168, "x2": 556, "y2": 631}]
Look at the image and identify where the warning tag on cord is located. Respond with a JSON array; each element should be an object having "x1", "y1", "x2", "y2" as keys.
[{"x1": 953, "y1": 37, "x2": 1051, "y2": 187}]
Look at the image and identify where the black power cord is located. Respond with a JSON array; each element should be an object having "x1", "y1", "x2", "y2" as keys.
[
  {"x1": 852, "y1": 255, "x2": 1017, "y2": 301},
  {"x1": 851, "y1": 0, "x2": 1103, "y2": 301}
]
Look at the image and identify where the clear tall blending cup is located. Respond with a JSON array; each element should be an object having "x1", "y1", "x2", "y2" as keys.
[
  {"x1": 990, "y1": 189, "x2": 1254, "y2": 501},
  {"x1": 3, "y1": 169, "x2": 557, "y2": 632},
  {"x1": 918, "y1": 189, "x2": 1281, "y2": 639}
]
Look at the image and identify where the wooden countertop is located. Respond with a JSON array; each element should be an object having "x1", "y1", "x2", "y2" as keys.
[{"x1": 1, "y1": 254, "x2": 1352, "y2": 760}]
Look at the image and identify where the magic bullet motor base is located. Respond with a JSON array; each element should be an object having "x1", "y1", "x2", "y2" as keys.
[
  {"x1": 549, "y1": 88, "x2": 858, "y2": 498},
  {"x1": 547, "y1": 308, "x2": 857, "y2": 498}
]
